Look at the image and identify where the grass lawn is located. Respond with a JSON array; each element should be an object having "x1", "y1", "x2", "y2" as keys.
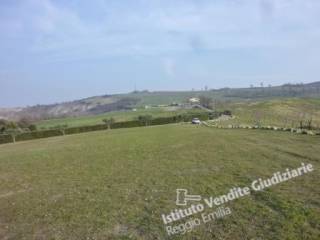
[{"x1": 0, "y1": 124, "x2": 319, "y2": 239}]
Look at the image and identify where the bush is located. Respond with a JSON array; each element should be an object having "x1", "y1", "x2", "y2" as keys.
[
  {"x1": 209, "y1": 112, "x2": 220, "y2": 120},
  {"x1": 28, "y1": 124, "x2": 37, "y2": 131},
  {"x1": 222, "y1": 110, "x2": 232, "y2": 116}
]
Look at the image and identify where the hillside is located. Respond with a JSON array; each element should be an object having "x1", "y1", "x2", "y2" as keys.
[
  {"x1": 0, "y1": 96, "x2": 140, "y2": 121},
  {"x1": 1, "y1": 82, "x2": 320, "y2": 121},
  {"x1": 214, "y1": 98, "x2": 320, "y2": 128}
]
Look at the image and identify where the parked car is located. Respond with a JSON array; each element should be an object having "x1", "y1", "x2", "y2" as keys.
[{"x1": 191, "y1": 118, "x2": 201, "y2": 124}]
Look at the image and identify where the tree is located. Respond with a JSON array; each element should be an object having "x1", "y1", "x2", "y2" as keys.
[
  {"x1": 0, "y1": 119, "x2": 8, "y2": 134},
  {"x1": 298, "y1": 112, "x2": 306, "y2": 129},
  {"x1": 102, "y1": 118, "x2": 115, "y2": 129},
  {"x1": 199, "y1": 95, "x2": 212, "y2": 109},
  {"x1": 6, "y1": 121, "x2": 18, "y2": 130},
  {"x1": 253, "y1": 111, "x2": 263, "y2": 126},
  {"x1": 0, "y1": 126, "x2": 5, "y2": 134},
  {"x1": 5, "y1": 124, "x2": 21, "y2": 143},
  {"x1": 282, "y1": 114, "x2": 289, "y2": 128},
  {"x1": 138, "y1": 115, "x2": 152, "y2": 126},
  {"x1": 306, "y1": 118, "x2": 313, "y2": 130}
]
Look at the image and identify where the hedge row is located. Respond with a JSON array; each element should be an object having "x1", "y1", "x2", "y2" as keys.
[
  {"x1": 150, "y1": 117, "x2": 176, "y2": 126},
  {"x1": 0, "y1": 112, "x2": 214, "y2": 144},
  {"x1": 111, "y1": 120, "x2": 142, "y2": 129},
  {"x1": 64, "y1": 124, "x2": 109, "y2": 135},
  {"x1": 15, "y1": 129, "x2": 64, "y2": 141},
  {"x1": 0, "y1": 134, "x2": 13, "y2": 144}
]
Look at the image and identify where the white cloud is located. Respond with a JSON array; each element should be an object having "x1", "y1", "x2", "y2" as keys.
[{"x1": 1, "y1": 0, "x2": 320, "y2": 58}]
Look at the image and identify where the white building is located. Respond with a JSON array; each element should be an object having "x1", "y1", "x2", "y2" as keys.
[{"x1": 188, "y1": 97, "x2": 200, "y2": 104}]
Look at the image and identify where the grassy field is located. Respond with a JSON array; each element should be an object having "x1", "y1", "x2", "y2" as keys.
[
  {"x1": 0, "y1": 124, "x2": 319, "y2": 239},
  {"x1": 214, "y1": 98, "x2": 320, "y2": 128},
  {"x1": 36, "y1": 108, "x2": 206, "y2": 129}
]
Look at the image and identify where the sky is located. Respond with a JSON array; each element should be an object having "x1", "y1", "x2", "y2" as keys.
[{"x1": 0, "y1": 0, "x2": 320, "y2": 107}]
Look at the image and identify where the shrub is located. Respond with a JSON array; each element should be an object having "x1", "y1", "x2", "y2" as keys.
[
  {"x1": 208, "y1": 112, "x2": 219, "y2": 120},
  {"x1": 222, "y1": 110, "x2": 232, "y2": 116},
  {"x1": 28, "y1": 124, "x2": 37, "y2": 131},
  {"x1": 307, "y1": 131, "x2": 315, "y2": 135}
]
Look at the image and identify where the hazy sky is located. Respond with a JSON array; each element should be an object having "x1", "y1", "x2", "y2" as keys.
[{"x1": 1, "y1": 0, "x2": 320, "y2": 107}]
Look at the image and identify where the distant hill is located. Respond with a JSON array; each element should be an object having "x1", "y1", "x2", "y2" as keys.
[
  {"x1": 0, "y1": 96, "x2": 140, "y2": 121},
  {"x1": 305, "y1": 81, "x2": 320, "y2": 87},
  {"x1": 1, "y1": 81, "x2": 320, "y2": 121}
]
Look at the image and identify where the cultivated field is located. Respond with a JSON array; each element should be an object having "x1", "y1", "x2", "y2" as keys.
[{"x1": 0, "y1": 124, "x2": 319, "y2": 239}]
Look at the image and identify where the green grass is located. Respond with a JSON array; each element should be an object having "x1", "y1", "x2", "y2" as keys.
[
  {"x1": 0, "y1": 124, "x2": 319, "y2": 239},
  {"x1": 36, "y1": 107, "x2": 206, "y2": 129}
]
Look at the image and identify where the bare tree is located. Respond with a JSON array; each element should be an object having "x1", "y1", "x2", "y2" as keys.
[
  {"x1": 199, "y1": 95, "x2": 212, "y2": 109},
  {"x1": 283, "y1": 113, "x2": 289, "y2": 128},
  {"x1": 253, "y1": 111, "x2": 263, "y2": 126}
]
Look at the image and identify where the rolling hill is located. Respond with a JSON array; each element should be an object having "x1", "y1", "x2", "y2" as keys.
[{"x1": 1, "y1": 81, "x2": 320, "y2": 121}]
